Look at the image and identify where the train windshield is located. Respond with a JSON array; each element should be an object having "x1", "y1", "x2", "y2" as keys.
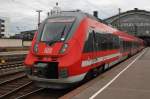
[{"x1": 40, "y1": 17, "x2": 75, "y2": 44}]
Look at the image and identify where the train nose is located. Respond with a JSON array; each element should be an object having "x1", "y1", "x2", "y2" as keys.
[{"x1": 33, "y1": 42, "x2": 65, "y2": 56}]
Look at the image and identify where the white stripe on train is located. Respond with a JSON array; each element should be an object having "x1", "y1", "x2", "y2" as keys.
[{"x1": 81, "y1": 53, "x2": 121, "y2": 67}]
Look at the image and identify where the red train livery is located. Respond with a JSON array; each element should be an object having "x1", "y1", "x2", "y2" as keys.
[{"x1": 24, "y1": 11, "x2": 144, "y2": 88}]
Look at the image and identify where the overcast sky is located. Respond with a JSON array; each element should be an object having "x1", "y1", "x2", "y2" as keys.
[{"x1": 1, "y1": 0, "x2": 150, "y2": 35}]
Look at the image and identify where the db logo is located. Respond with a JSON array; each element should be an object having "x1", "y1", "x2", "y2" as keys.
[{"x1": 44, "y1": 47, "x2": 52, "y2": 53}]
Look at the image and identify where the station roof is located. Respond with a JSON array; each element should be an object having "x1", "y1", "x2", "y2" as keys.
[{"x1": 104, "y1": 8, "x2": 150, "y2": 24}]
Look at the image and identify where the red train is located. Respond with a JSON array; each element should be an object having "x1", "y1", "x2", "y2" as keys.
[{"x1": 24, "y1": 11, "x2": 144, "y2": 88}]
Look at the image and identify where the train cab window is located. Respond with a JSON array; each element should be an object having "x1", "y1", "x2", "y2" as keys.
[{"x1": 40, "y1": 17, "x2": 75, "y2": 44}]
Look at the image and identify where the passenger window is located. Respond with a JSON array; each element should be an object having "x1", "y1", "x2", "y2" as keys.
[
  {"x1": 83, "y1": 31, "x2": 120, "y2": 53},
  {"x1": 83, "y1": 30, "x2": 95, "y2": 53}
]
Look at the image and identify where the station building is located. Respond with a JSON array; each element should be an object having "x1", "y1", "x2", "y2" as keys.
[
  {"x1": 20, "y1": 30, "x2": 36, "y2": 40},
  {"x1": 105, "y1": 8, "x2": 150, "y2": 46},
  {"x1": 10, "y1": 30, "x2": 36, "y2": 41}
]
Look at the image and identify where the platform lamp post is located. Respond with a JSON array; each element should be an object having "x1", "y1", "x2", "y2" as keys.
[{"x1": 36, "y1": 10, "x2": 42, "y2": 28}]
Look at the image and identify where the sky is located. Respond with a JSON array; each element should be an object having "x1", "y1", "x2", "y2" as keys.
[{"x1": 0, "y1": 0, "x2": 150, "y2": 35}]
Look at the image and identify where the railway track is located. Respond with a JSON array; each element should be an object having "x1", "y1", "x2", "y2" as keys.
[
  {"x1": 0, "y1": 54, "x2": 26, "y2": 64},
  {"x1": 0, "y1": 63, "x2": 89, "y2": 99},
  {"x1": 0, "y1": 55, "x2": 74, "y2": 99},
  {"x1": 0, "y1": 61, "x2": 23, "y2": 70},
  {"x1": 0, "y1": 72, "x2": 26, "y2": 84},
  {"x1": 0, "y1": 72, "x2": 43, "y2": 99},
  {"x1": 0, "y1": 61, "x2": 25, "y2": 76},
  {"x1": 0, "y1": 71, "x2": 72, "y2": 99}
]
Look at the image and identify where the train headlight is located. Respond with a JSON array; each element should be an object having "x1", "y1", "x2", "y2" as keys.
[
  {"x1": 59, "y1": 43, "x2": 68, "y2": 54},
  {"x1": 33, "y1": 43, "x2": 38, "y2": 53},
  {"x1": 59, "y1": 68, "x2": 68, "y2": 78}
]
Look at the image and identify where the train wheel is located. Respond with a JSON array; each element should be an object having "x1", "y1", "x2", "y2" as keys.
[
  {"x1": 82, "y1": 70, "x2": 93, "y2": 82},
  {"x1": 92, "y1": 68, "x2": 99, "y2": 77},
  {"x1": 98, "y1": 65, "x2": 104, "y2": 74},
  {"x1": 82, "y1": 65, "x2": 104, "y2": 82},
  {"x1": 104, "y1": 64, "x2": 109, "y2": 70}
]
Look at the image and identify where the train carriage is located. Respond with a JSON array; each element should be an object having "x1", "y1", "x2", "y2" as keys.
[{"x1": 24, "y1": 10, "x2": 144, "y2": 88}]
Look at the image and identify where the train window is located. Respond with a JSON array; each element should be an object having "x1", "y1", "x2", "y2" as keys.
[
  {"x1": 85, "y1": 29, "x2": 91, "y2": 41},
  {"x1": 106, "y1": 34, "x2": 111, "y2": 49},
  {"x1": 122, "y1": 40, "x2": 132, "y2": 52},
  {"x1": 95, "y1": 33, "x2": 118, "y2": 51},
  {"x1": 93, "y1": 31, "x2": 99, "y2": 51},
  {"x1": 109, "y1": 34, "x2": 113, "y2": 49},
  {"x1": 112, "y1": 35, "x2": 119, "y2": 49},
  {"x1": 83, "y1": 31, "x2": 120, "y2": 52},
  {"x1": 40, "y1": 17, "x2": 75, "y2": 44},
  {"x1": 83, "y1": 30, "x2": 95, "y2": 53},
  {"x1": 100, "y1": 34, "x2": 108, "y2": 50},
  {"x1": 95, "y1": 33, "x2": 102, "y2": 51},
  {"x1": 121, "y1": 40, "x2": 126, "y2": 52}
]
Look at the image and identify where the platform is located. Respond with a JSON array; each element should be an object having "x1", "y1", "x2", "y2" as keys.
[
  {"x1": 0, "y1": 51, "x2": 28, "y2": 56},
  {"x1": 60, "y1": 48, "x2": 150, "y2": 99}
]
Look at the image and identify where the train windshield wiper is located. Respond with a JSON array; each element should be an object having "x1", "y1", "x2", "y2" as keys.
[{"x1": 60, "y1": 25, "x2": 66, "y2": 41}]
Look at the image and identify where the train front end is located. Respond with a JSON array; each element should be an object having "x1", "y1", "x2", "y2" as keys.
[{"x1": 24, "y1": 13, "x2": 87, "y2": 88}]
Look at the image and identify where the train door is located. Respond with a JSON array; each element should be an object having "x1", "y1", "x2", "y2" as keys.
[
  {"x1": 119, "y1": 37, "x2": 124, "y2": 53},
  {"x1": 92, "y1": 30, "x2": 99, "y2": 59},
  {"x1": 91, "y1": 30, "x2": 100, "y2": 77},
  {"x1": 119, "y1": 37, "x2": 124, "y2": 61},
  {"x1": 82, "y1": 29, "x2": 98, "y2": 67},
  {"x1": 128, "y1": 41, "x2": 132, "y2": 56}
]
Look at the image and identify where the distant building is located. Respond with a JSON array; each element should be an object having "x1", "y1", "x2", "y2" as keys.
[
  {"x1": 0, "y1": 19, "x2": 5, "y2": 38},
  {"x1": 105, "y1": 8, "x2": 150, "y2": 46},
  {"x1": 0, "y1": 17, "x2": 9, "y2": 38},
  {"x1": 10, "y1": 30, "x2": 36, "y2": 40},
  {"x1": 21, "y1": 30, "x2": 36, "y2": 40}
]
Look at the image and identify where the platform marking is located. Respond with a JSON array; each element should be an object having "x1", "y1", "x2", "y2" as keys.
[{"x1": 89, "y1": 49, "x2": 147, "y2": 99}]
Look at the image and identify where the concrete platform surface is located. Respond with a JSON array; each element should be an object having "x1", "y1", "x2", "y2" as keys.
[
  {"x1": 60, "y1": 48, "x2": 150, "y2": 99},
  {"x1": 0, "y1": 51, "x2": 28, "y2": 56}
]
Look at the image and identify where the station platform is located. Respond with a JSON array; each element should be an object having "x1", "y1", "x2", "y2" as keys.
[
  {"x1": 0, "y1": 51, "x2": 28, "y2": 56},
  {"x1": 60, "y1": 48, "x2": 150, "y2": 99}
]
